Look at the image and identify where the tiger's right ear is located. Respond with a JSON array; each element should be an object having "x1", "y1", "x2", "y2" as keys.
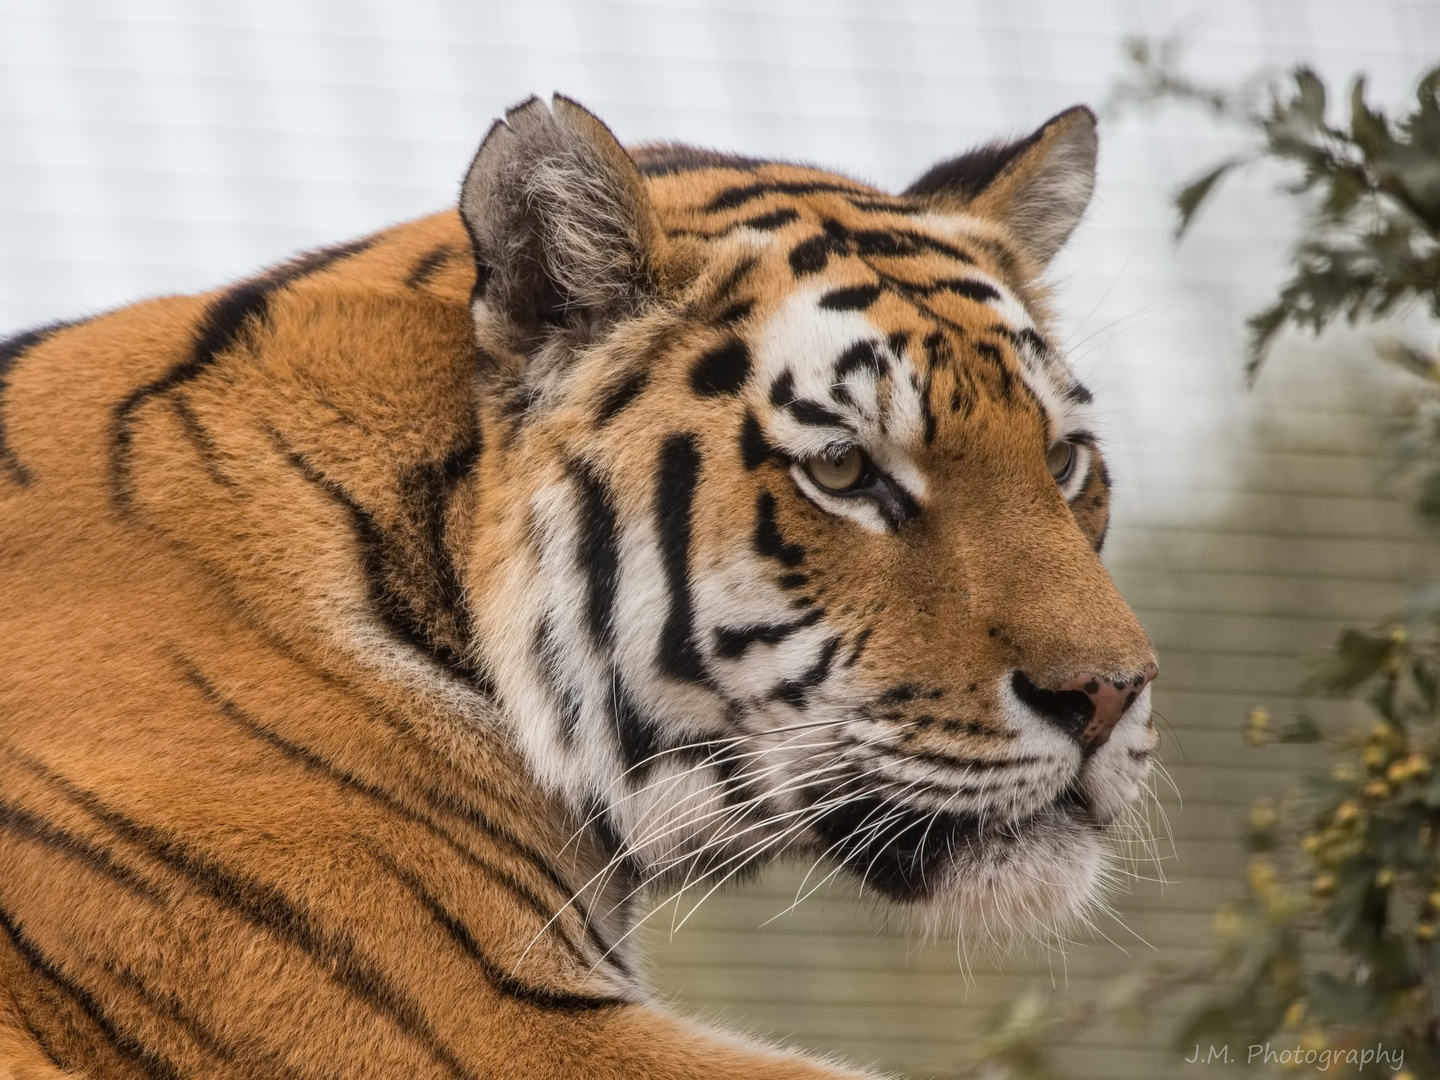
[{"x1": 460, "y1": 95, "x2": 667, "y2": 349}]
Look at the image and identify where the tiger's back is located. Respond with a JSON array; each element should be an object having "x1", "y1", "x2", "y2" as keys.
[{"x1": 0, "y1": 96, "x2": 1157, "y2": 1079}]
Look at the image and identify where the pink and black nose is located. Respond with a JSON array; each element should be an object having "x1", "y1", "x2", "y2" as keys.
[{"x1": 1011, "y1": 664, "x2": 1158, "y2": 753}]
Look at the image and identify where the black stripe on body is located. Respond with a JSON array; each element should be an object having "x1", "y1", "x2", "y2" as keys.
[
  {"x1": 0, "y1": 904, "x2": 182, "y2": 1080},
  {"x1": 689, "y1": 341, "x2": 751, "y2": 397},
  {"x1": 0, "y1": 801, "x2": 164, "y2": 905},
  {"x1": 404, "y1": 245, "x2": 457, "y2": 290},
  {"x1": 712, "y1": 609, "x2": 823, "y2": 659},
  {"x1": 572, "y1": 463, "x2": 620, "y2": 649},
  {"x1": 0, "y1": 320, "x2": 79, "y2": 486},
  {"x1": 377, "y1": 857, "x2": 622, "y2": 1012},
  {"x1": 111, "y1": 239, "x2": 372, "y2": 509},
  {"x1": 595, "y1": 370, "x2": 649, "y2": 425},
  {"x1": 8, "y1": 753, "x2": 478, "y2": 1080},
  {"x1": 168, "y1": 395, "x2": 235, "y2": 488},
  {"x1": 770, "y1": 637, "x2": 840, "y2": 706},
  {"x1": 175, "y1": 661, "x2": 618, "y2": 973},
  {"x1": 654, "y1": 434, "x2": 707, "y2": 684},
  {"x1": 279, "y1": 436, "x2": 486, "y2": 690},
  {"x1": 753, "y1": 492, "x2": 804, "y2": 567}
]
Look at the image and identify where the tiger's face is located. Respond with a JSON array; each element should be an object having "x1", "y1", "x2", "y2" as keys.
[{"x1": 462, "y1": 97, "x2": 1157, "y2": 934}]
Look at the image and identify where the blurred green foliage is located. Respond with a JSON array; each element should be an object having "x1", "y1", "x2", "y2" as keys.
[{"x1": 955, "y1": 43, "x2": 1440, "y2": 1080}]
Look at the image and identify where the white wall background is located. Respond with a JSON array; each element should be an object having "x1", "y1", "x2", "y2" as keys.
[{"x1": 3, "y1": 1, "x2": 1438, "y2": 1075}]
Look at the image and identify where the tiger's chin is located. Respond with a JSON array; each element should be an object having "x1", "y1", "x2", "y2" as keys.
[{"x1": 809, "y1": 789, "x2": 1116, "y2": 943}]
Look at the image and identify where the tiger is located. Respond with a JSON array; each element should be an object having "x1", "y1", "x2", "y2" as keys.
[{"x1": 0, "y1": 94, "x2": 1158, "y2": 1079}]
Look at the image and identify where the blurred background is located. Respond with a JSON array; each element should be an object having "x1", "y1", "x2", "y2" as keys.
[{"x1": 3, "y1": 1, "x2": 1438, "y2": 1076}]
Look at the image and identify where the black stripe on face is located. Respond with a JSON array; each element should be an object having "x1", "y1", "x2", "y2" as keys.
[
  {"x1": 612, "y1": 679, "x2": 661, "y2": 776},
  {"x1": 770, "y1": 636, "x2": 840, "y2": 706},
  {"x1": 705, "y1": 181, "x2": 875, "y2": 213},
  {"x1": 536, "y1": 616, "x2": 583, "y2": 744},
  {"x1": 689, "y1": 340, "x2": 752, "y2": 397},
  {"x1": 1066, "y1": 381, "x2": 1093, "y2": 404},
  {"x1": 789, "y1": 234, "x2": 839, "y2": 276},
  {"x1": 654, "y1": 434, "x2": 707, "y2": 684},
  {"x1": 718, "y1": 299, "x2": 754, "y2": 326},
  {"x1": 923, "y1": 278, "x2": 999, "y2": 304},
  {"x1": 712, "y1": 608, "x2": 823, "y2": 659},
  {"x1": 818, "y1": 284, "x2": 881, "y2": 312},
  {"x1": 10, "y1": 754, "x2": 477, "y2": 1079},
  {"x1": 0, "y1": 320, "x2": 78, "y2": 485},
  {"x1": 572, "y1": 463, "x2": 620, "y2": 650},
  {"x1": 740, "y1": 411, "x2": 778, "y2": 470},
  {"x1": 0, "y1": 903, "x2": 184, "y2": 1080},
  {"x1": 843, "y1": 627, "x2": 873, "y2": 667},
  {"x1": 753, "y1": 491, "x2": 804, "y2": 567},
  {"x1": 744, "y1": 208, "x2": 800, "y2": 231},
  {"x1": 110, "y1": 238, "x2": 371, "y2": 509},
  {"x1": 834, "y1": 340, "x2": 887, "y2": 381},
  {"x1": 973, "y1": 340, "x2": 1013, "y2": 399},
  {"x1": 596, "y1": 370, "x2": 649, "y2": 426},
  {"x1": 769, "y1": 370, "x2": 846, "y2": 428}
]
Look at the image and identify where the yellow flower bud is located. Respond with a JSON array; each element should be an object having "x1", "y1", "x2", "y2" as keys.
[
  {"x1": 1301, "y1": 833, "x2": 1321, "y2": 854},
  {"x1": 1389, "y1": 625, "x2": 1408, "y2": 646},
  {"x1": 1388, "y1": 759, "x2": 1410, "y2": 782},
  {"x1": 1283, "y1": 1000, "x2": 1306, "y2": 1028},
  {"x1": 1407, "y1": 752, "x2": 1430, "y2": 776},
  {"x1": 1417, "y1": 923, "x2": 1435, "y2": 943},
  {"x1": 1371, "y1": 721, "x2": 1393, "y2": 743},
  {"x1": 1332, "y1": 763, "x2": 1355, "y2": 782},
  {"x1": 1364, "y1": 745, "x2": 1387, "y2": 770},
  {"x1": 1363, "y1": 779, "x2": 1389, "y2": 800},
  {"x1": 1312, "y1": 873, "x2": 1337, "y2": 898},
  {"x1": 1376, "y1": 867, "x2": 1395, "y2": 888},
  {"x1": 1334, "y1": 800, "x2": 1360, "y2": 825},
  {"x1": 1249, "y1": 800, "x2": 1278, "y2": 830}
]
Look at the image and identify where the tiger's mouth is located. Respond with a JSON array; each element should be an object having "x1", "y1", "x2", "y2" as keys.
[{"x1": 806, "y1": 782, "x2": 1100, "y2": 905}]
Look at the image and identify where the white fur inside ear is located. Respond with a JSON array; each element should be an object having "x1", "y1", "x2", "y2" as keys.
[{"x1": 1002, "y1": 113, "x2": 1097, "y2": 266}]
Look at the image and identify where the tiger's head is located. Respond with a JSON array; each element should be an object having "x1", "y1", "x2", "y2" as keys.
[{"x1": 460, "y1": 96, "x2": 1157, "y2": 936}]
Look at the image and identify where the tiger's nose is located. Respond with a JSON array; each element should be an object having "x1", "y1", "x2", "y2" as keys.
[{"x1": 1011, "y1": 663, "x2": 1158, "y2": 753}]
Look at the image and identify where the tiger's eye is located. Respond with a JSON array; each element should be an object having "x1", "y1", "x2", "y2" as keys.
[
  {"x1": 806, "y1": 447, "x2": 866, "y2": 492},
  {"x1": 1046, "y1": 440, "x2": 1075, "y2": 483}
]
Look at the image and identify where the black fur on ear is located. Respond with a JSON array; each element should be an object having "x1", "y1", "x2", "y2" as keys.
[
  {"x1": 905, "y1": 106, "x2": 1098, "y2": 268},
  {"x1": 460, "y1": 94, "x2": 665, "y2": 348}
]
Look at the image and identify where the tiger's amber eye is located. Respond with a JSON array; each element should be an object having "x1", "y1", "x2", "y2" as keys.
[
  {"x1": 1046, "y1": 440, "x2": 1075, "y2": 483},
  {"x1": 806, "y1": 448, "x2": 866, "y2": 492}
]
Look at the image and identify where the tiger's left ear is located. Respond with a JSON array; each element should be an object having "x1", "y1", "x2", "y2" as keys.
[
  {"x1": 460, "y1": 94, "x2": 668, "y2": 349},
  {"x1": 905, "y1": 106, "x2": 1097, "y2": 268}
]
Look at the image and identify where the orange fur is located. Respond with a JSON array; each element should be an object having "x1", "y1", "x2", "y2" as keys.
[{"x1": 0, "y1": 97, "x2": 1153, "y2": 1078}]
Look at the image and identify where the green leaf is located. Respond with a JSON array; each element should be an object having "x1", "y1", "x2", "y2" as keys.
[
  {"x1": 1305, "y1": 628, "x2": 1393, "y2": 694},
  {"x1": 1174, "y1": 159, "x2": 1244, "y2": 238}
]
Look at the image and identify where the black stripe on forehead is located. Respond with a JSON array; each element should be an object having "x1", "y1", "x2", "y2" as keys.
[
  {"x1": 787, "y1": 219, "x2": 978, "y2": 277},
  {"x1": 705, "y1": 181, "x2": 881, "y2": 213},
  {"x1": 690, "y1": 340, "x2": 752, "y2": 397}
]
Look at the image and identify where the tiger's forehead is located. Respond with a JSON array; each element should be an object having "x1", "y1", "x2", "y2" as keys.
[{"x1": 639, "y1": 158, "x2": 1095, "y2": 451}]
